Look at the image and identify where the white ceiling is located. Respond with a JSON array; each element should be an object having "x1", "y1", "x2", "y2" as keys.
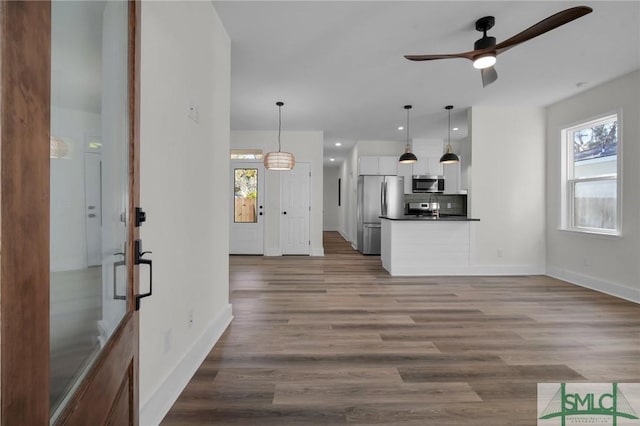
[{"x1": 212, "y1": 1, "x2": 640, "y2": 166}]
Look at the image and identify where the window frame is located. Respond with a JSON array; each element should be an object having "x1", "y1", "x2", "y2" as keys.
[{"x1": 560, "y1": 110, "x2": 622, "y2": 236}]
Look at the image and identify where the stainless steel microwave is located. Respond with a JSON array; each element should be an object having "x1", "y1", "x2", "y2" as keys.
[{"x1": 412, "y1": 175, "x2": 444, "y2": 193}]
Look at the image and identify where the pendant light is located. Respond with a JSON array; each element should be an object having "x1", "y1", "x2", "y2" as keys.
[
  {"x1": 264, "y1": 101, "x2": 295, "y2": 171},
  {"x1": 399, "y1": 105, "x2": 417, "y2": 164},
  {"x1": 440, "y1": 105, "x2": 460, "y2": 164}
]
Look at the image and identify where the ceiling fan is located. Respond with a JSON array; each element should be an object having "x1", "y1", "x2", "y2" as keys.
[{"x1": 404, "y1": 6, "x2": 593, "y2": 87}]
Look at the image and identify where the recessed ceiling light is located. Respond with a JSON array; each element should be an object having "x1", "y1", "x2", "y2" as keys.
[
  {"x1": 329, "y1": 158, "x2": 335, "y2": 162},
  {"x1": 398, "y1": 126, "x2": 404, "y2": 131},
  {"x1": 452, "y1": 127, "x2": 459, "y2": 131},
  {"x1": 335, "y1": 142, "x2": 342, "y2": 146}
]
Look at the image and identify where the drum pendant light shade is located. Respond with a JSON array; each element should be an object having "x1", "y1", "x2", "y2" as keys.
[
  {"x1": 264, "y1": 101, "x2": 295, "y2": 171},
  {"x1": 399, "y1": 105, "x2": 417, "y2": 164},
  {"x1": 264, "y1": 151, "x2": 295, "y2": 170},
  {"x1": 440, "y1": 105, "x2": 460, "y2": 164}
]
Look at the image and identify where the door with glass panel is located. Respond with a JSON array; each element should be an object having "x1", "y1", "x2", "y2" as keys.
[
  {"x1": 0, "y1": 1, "x2": 141, "y2": 424},
  {"x1": 50, "y1": 0, "x2": 141, "y2": 423},
  {"x1": 230, "y1": 161, "x2": 265, "y2": 254}
]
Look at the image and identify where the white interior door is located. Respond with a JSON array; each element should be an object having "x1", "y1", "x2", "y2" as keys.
[
  {"x1": 281, "y1": 162, "x2": 310, "y2": 255},
  {"x1": 230, "y1": 161, "x2": 265, "y2": 254},
  {"x1": 84, "y1": 152, "x2": 102, "y2": 267}
]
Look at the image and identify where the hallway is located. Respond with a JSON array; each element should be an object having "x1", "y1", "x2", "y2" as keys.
[{"x1": 163, "y1": 232, "x2": 640, "y2": 425}]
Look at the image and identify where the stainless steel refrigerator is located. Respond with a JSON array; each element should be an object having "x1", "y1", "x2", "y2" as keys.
[{"x1": 357, "y1": 175, "x2": 404, "y2": 255}]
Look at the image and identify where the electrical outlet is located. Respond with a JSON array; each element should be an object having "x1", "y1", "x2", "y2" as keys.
[
  {"x1": 188, "y1": 309, "x2": 194, "y2": 328},
  {"x1": 164, "y1": 329, "x2": 172, "y2": 354},
  {"x1": 497, "y1": 248, "x2": 503, "y2": 258}
]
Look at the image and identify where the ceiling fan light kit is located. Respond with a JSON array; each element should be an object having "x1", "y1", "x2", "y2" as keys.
[
  {"x1": 472, "y1": 54, "x2": 496, "y2": 70},
  {"x1": 404, "y1": 6, "x2": 593, "y2": 87},
  {"x1": 440, "y1": 105, "x2": 460, "y2": 165},
  {"x1": 398, "y1": 105, "x2": 418, "y2": 164},
  {"x1": 264, "y1": 101, "x2": 295, "y2": 171}
]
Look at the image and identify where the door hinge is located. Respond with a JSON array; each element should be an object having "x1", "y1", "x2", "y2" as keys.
[
  {"x1": 309, "y1": 205, "x2": 311, "y2": 212},
  {"x1": 309, "y1": 171, "x2": 311, "y2": 177},
  {"x1": 309, "y1": 240, "x2": 311, "y2": 245}
]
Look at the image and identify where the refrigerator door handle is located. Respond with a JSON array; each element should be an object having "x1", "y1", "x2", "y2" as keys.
[{"x1": 381, "y1": 181, "x2": 387, "y2": 216}]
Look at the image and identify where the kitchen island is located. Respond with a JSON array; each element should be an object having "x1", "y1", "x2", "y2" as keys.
[{"x1": 380, "y1": 215, "x2": 480, "y2": 276}]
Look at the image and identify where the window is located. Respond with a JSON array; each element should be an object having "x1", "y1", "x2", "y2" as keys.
[
  {"x1": 234, "y1": 168, "x2": 258, "y2": 223},
  {"x1": 230, "y1": 149, "x2": 263, "y2": 160},
  {"x1": 562, "y1": 113, "x2": 620, "y2": 234}
]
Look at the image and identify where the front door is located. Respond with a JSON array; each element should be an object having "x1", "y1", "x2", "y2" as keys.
[
  {"x1": 230, "y1": 161, "x2": 265, "y2": 255},
  {"x1": 0, "y1": 1, "x2": 141, "y2": 423},
  {"x1": 281, "y1": 162, "x2": 311, "y2": 255}
]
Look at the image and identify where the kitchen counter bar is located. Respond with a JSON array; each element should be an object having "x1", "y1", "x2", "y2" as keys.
[
  {"x1": 380, "y1": 215, "x2": 479, "y2": 221},
  {"x1": 380, "y1": 217, "x2": 479, "y2": 276}
]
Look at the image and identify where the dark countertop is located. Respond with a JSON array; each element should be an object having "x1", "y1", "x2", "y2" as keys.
[{"x1": 380, "y1": 215, "x2": 480, "y2": 222}]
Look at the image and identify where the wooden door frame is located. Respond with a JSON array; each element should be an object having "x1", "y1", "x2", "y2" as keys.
[
  {"x1": 0, "y1": 1, "x2": 141, "y2": 423},
  {"x1": 0, "y1": 2, "x2": 52, "y2": 423}
]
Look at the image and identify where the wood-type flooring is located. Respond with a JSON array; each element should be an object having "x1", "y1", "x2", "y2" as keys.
[{"x1": 163, "y1": 232, "x2": 640, "y2": 425}]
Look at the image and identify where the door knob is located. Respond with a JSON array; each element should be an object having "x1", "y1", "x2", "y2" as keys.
[
  {"x1": 259, "y1": 212, "x2": 263, "y2": 216},
  {"x1": 88, "y1": 213, "x2": 96, "y2": 218},
  {"x1": 283, "y1": 211, "x2": 287, "y2": 215},
  {"x1": 88, "y1": 205, "x2": 95, "y2": 210}
]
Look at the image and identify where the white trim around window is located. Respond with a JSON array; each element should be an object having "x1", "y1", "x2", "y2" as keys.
[{"x1": 559, "y1": 110, "x2": 622, "y2": 236}]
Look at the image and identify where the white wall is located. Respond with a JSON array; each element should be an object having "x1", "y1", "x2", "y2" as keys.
[
  {"x1": 50, "y1": 107, "x2": 101, "y2": 271},
  {"x1": 323, "y1": 166, "x2": 339, "y2": 231},
  {"x1": 337, "y1": 159, "x2": 350, "y2": 242},
  {"x1": 230, "y1": 130, "x2": 324, "y2": 256},
  {"x1": 468, "y1": 107, "x2": 546, "y2": 274},
  {"x1": 138, "y1": 2, "x2": 232, "y2": 424},
  {"x1": 357, "y1": 140, "x2": 404, "y2": 157},
  {"x1": 546, "y1": 70, "x2": 640, "y2": 302}
]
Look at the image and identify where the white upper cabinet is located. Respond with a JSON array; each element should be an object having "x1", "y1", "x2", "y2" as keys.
[
  {"x1": 443, "y1": 158, "x2": 461, "y2": 194},
  {"x1": 428, "y1": 157, "x2": 443, "y2": 176},
  {"x1": 358, "y1": 156, "x2": 398, "y2": 176},
  {"x1": 411, "y1": 158, "x2": 428, "y2": 176},
  {"x1": 397, "y1": 163, "x2": 413, "y2": 194},
  {"x1": 378, "y1": 156, "x2": 398, "y2": 175},
  {"x1": 358, "y1": 156, "x2": 379, "y2": 175}
]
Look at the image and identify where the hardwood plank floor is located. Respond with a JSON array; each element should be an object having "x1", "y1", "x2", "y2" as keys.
[{"x1": 162, "y1": 231, "x2": 640, "y2": 425}]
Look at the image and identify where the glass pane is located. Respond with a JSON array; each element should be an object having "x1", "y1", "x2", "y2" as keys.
[
  {"x1": 572, "y1": 116, "x2": 617, "y2": 179},
  {"x1": 50, "y1": 1, "x2": 129, "y2": 417},
  {"x1": 234, "y1": 168, "x2": 258, "y2": 223},
  {"x1": 573, "y1": 180, "x2": 616, "y2": 230}
]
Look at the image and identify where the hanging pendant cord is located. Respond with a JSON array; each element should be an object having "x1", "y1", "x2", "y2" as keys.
[
  {"x1": 278, "y1": 104, "x2": 282, "y2": 153},
  {"x1": 406, "y1": 108, "x2": 410, "y2": 148},
  {"x1": 447, "y1": 108, "x2": 451, "y2": 149}
]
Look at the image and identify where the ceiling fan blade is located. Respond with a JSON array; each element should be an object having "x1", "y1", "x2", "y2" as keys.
[
  {"x1": 404, "y1": 52, "x2": 474, "y2": 61},
  {"x1": 481, "y1": 66, "x2": 498, "y2": 87},
  {"x1": 495, "y1": 6, "x2": 593, "y2": 54}
]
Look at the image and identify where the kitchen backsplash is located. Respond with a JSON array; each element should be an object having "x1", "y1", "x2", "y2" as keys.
[{"x1": 404, "y1": 194, "x2": 467, "y2": 216}]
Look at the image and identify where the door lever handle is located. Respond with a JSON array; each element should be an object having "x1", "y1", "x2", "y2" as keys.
[{"x1": 134, "y1": 239, "x2": 152, "y2": 310}]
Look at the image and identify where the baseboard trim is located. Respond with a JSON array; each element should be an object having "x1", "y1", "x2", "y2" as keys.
[
  {"x1": 386, "y1": 264, "x2": 546, "y2": 276},
  {"x1": 338, "y1": 229, "x2": 351, "y2": 243},
  {"x1": 140, "y1": 304, "x2": 233, "y2": 426},
  {"x1": 264, "y1": 248, "x2": 282, "y2": 256},
  {"x1": 546, "y1": 266, "x2": 640, "y2": 304}
]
